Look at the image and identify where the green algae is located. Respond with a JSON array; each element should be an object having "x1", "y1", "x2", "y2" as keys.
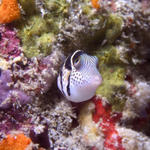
[
  {"x1": 17, "y1": 0, "x2": 123, "y2": 58},
  {"x1": 82, "y1": 13, "x2": 123, "y2": 50},
  {"x1": 105, "y1": 14, "x2": 123, "y2": 44},
  {"x1": 16, "y1": 0, "x2": 69, "y2": 58},
  {"x1": 97, "y1": 46, "x2": 123, "y2": 65},
  {"x1": 17, "y1": 16, "x2": 56, "y2": 58},
  {"x1": 81, "y1": 0, "x2": 93, "y2": 16},
  {"x1": 86, "y1": 11, "x2": 123, "y2": 45},
  {"x1": 96, "y1": 46, "x2": 127, "y2": 111},
  {"x1": 44, "y1": 0, "x2": 69, "y2": 16},
  {"x1": 37, "y1": 33, "x2": 55, "y2": 55}
]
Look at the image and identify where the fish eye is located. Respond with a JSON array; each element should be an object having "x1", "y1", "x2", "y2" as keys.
[
  {"x1": 73, "y1": 56, "x2": 81, "y2": 69},
  {"x1": 74, "y1": 57, "x2": 80, "y2": 65}
]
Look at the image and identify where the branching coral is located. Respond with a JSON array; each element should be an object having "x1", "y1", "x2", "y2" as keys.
[{"x1": 0, "y1": 0, "x2": 20, "y2": 24}]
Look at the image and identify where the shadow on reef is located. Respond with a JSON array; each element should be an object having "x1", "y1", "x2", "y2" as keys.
[{"x1": 120, "y1": 102, "x2": 150, "y2": 137}]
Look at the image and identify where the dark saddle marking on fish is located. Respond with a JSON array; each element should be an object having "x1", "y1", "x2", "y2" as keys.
[{"x1": 65, "y1": 55, "x2": 72, "y2": 70}]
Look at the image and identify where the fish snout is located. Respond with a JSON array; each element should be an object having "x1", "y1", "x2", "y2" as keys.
[{"x1": 92, "y1": 75, "x2": 102, "y2": 86}]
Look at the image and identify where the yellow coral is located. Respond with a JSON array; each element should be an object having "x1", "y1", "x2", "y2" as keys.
[
  {"x1": 0, "y1": 133, "x2": 32, "y2": 150},
  {"x1": 0, "y1": 0, "x2": 20, "y2": 24}
]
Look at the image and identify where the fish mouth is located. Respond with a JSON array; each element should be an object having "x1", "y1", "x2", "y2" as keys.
[{"x1": 92, "y1": 75, "x2": 102, "y2": 86}]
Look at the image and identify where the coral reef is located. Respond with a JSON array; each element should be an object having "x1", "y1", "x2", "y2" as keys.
[
  {"x1": 79, "y1": 96, "x2": 125, "y2": 150},
  {"x1": 0, "y1": 95, "x2": 85, "y2": 150},
  {"x1": 0, "y1": 24, "x2": 64, "y2": 109},
  {"x1": 11, "y1": 49, "x2": 64, "y2": 96},
  {"x1": 0, "y1": 0, "x2": 20, "y2": 24},
  {"x1": 79, "y1": 96, "x2": 150, "y2": 150},
  {"x1": 0, "y1": 0, "x2": 150, "y2": 149},
  {"x1": 0, "y1": 25, "x2": 31, "y2": 108},
  {"x1": 58, "y1": 4, "x2": 123, "y2": 53},
  {"x1": 118, "y1": 127, "x2": 150, "y2": 150},
  {"x1": 0, "y1": 49, "x2": 64, "y2": 109},
  {"x1": 28, "y1": 96, "x2": 83, "y2": 149}
]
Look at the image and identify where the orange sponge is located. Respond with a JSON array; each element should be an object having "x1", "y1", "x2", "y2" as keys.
[
  {"x1": 0, "y1": 0, "x2": 20, "y2": 24},
  {"x1": 0, "y1": 133, "x2": 32, "y2": 150},
  {"x1": 91, "y1": 0, "x2": 100, "y2": 9}
]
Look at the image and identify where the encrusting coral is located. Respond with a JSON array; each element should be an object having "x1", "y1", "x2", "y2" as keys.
[
  {"x1": 92, "y1": 97, "x2": 125, "y2": 150},
  {"x1": 0, "y1": 0, "x2": 20, "y2": 24}
]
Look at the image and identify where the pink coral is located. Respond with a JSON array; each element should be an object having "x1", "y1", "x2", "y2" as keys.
[{"x1": 0, "y1": 25, "x2": 22, "y2": 59}]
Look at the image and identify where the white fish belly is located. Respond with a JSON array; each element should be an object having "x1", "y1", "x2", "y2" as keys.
[{"x1": 67, "y1": 84, "x2": 97, "y2": 102}]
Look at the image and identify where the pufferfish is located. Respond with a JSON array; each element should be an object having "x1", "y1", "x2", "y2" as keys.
[{"x1": 57, "y1": 50, "x2": 102, "y2": 102}]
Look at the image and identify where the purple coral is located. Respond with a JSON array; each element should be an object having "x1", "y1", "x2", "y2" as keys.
[
  {"x1": 0, "y1": 70, "x2": 12, "y2": 109},
  {"x1": 0, "y1": 25, "x2": 22, "y2": 59},
  {"x1": 0, "y1": 69, "x2": 31, "y2": 109},
  {"x1": 0, "y1": 24, "x2": 33, "y2": 109}
]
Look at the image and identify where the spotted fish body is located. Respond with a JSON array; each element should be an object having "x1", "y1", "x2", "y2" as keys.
[{"x1": 57, "y1": 50, "x2": 102, "y2": 102}]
